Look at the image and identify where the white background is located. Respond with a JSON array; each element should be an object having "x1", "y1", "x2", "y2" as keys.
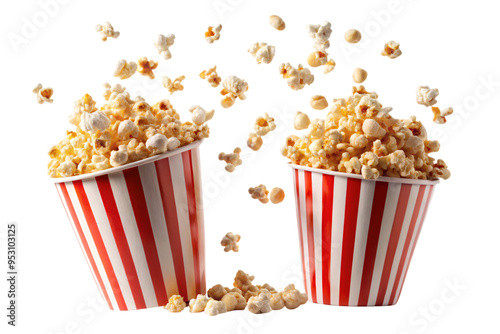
[{"x1": 1, "y1": 0, "x2": 500, "y2": 333}]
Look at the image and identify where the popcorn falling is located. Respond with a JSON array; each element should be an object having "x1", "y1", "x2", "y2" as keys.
[
  {"x1": 95, "y1": 22, "x2": 120, "y2": 41},
  {"x1": 154, "y1": 34, "x2": 175, "y2": 60},
  {"x1": 381, "y1": 40, "x2": 402, "y2": 59},
  {"x1": 220, "y1": 75, "x2": 248, "y2": 108},
  {"x1": 220, "y1": 232, "x2": 240, "y2": 252},
  {"x1": 269, "y1": 15, "x2": 286, "y2": 31},
  {"x1": 199, "y1": 66, "x2": 221, "y2": 87},
  {"x1": 33, "y1": 83, "x2": 53, "y2": 104},
  {"x1": 218, "y1": 148, "x2": 242, "y2": 172},
  {"x1": 205, "y1": 24, "x2": 222, "y2": 43}
]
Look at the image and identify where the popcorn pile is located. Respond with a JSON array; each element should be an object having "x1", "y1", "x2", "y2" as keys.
[
  {"x1": 281, "y1": 86, "x2": 451, "y2": 180},
  {"x1": 306, "y1": 21, "x2": 335, "y2": 74},
  {"x1": 48, "y1": 85, "x2": 210, "y2": 178},
  {"x1": 163, "y1": 270, "x2": 308, "y2": 316}
]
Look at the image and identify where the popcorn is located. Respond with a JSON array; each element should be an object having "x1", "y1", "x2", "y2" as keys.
[
  {"x1": 110, "y1": 145, "x2": 128, "y2": 167},
  {"x1": 352, "y1": 68, "x2": 368, "y2": 84},
  {"x1": 199, "y1": 66, "x2": 221, "y2": 87},
  {"x1": 205, "y1": 299, "x2": 227, "y2": 316},
  {"x1": 58, "y1": 161, "x2": 76, "y2": 177},
  {"x1": 247, "y1": 133, "x2": 263, "y2": 151},
  {"x1": 254, "y1": 113, "x2": 276, "y2": 136},
  {"x1": 233, "y1": 270, "x2": 255, "y2": 294},
  {"x1": 208, "y1": 284, "x2": 228, "y2": 300},
  {"x1": 188, "y1": 105, "x2": 214, "y2": 125},
  {"x1": 221, "y1": 232, "x2": 240, "y2": 252},
  {"x1": 248, "y1": 42, "x2": 276, "y2": 64},
  {"x1": 269, "y1": 15, "x2": 286, "y2": 31},
  {"x1": 344, "y1": 29, "x2": 361, "y2": 43},
  {"x1": 117, "y1": 120, "x2": 139, "y2": 140},
  {"x1": 270, "y1": 293, "x2": 285, "y2": 310},
  {"x1": 95, "y1": 22, "x2": 119, "y2": 41},
  {"x1": 416, "y1": 86, "x2": 439, "y2": 107},
  {"x1": 205, "y1": 24, "x2": 222, "y2": 44},
  {"x1": 270, "y1": 187, "x2": 285, "y2": 204},
  {"x1": 164, "y1": 295, "x2": 186, "y2": 312},
  {"x1": 218, "y1": 148, "x2": 242, "y2": 172},
  {"x1": 279, "y1": 63, "x2": 314, "y2": 91},
  {"x1": 248, "y1": 184, "x2": 269, "y2": 204},
  {"x1": 307, "y1": 51, "x2": 328, "y2": 67},
  {"x1": 381, "y1": 40, "x2": 402, "y2": 59},
  {"x1": 281, "y1": 284, "x2": 308, "y2": 309},
  {"x1": 33, "y1": 83, "x2": 53, "y2": 104},
  {"x1": 113, "y1": 60, "x2": 137, "y2": 80},
  {"x1": 362, "y1": 119, "x2": 386, "y2": 139},
  {"x1": 323, "y1": 59, "x2": 336, "y2": 74},
  {"x1": 220, "y1": 75, "x2": 248, "y2": 108},
  {"x1": 146, "y1": 134, "x2": 169, "y2": 154},
  {"x1": 294, "y1": 112, "x2": 311, "y2": 130},
  {"x1": 103, "y1": 83, "x2": 125, "y2": 101},
  {"x1": 222, "y1": 292, "x2": 247, "y2": 311},
  {"x1": 310, "y1": 95, "x2": 328, "y2": 110},
  {"x1": 306, "y1": 21, "x2": 332, "y2": 52},
  {"x1": 80, "y1": 111, "x2": 111, "y2": 134},
  {"x1": 189, "y1": 294, "x2": 211, "y2": 313},
  {"x1": 247, "y1": 290, "x2": 272, "y2": 314},
  {"x1": 162, "y1": 75, "x2": 185, "y2": 95},
  {"x1": 431, "y1": 106, "x2": 453, "y2": 124},
  {"x1": 137, "y1": 57, "x2": 158, "y2": 79},
  {"x1": 154, "y1": 34, "x2": 175, "y2": 60}
]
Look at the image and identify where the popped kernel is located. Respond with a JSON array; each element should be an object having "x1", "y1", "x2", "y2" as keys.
[
  {"x1": 247, "y1": 133, "x2": 263, "y2": 151},
  {"x1": 248, "y1": 42, "x2": 276, "y2": 64},
  {"x1": 33, "y1": 83, "x2": 53, "y2": 104},
  {"x1": 323, "y1": 59, "x2": 336, "y2": 74},
  {"x1": 247, "y1": 290, "x2": 272, "y2": 314},
  {"x1": 294, "y1": 111, "x2": 311, "y2": 130},
  {"x1": 306, "y1": 21, "x2": 332, "y2": 53},
  {"x1": 352, "y1": 68, "x2": 368, "y2": 84},
  {"x1": 222, "y1": 292, "x2": 247, "y2": 311},
  {"x1": 109, "y1": 145, "x2": 128, "y2": 167},
  {"x1": 254, "y1": 113, "x2": 276, "y2": 136},
  {"x1": 269, "y1": 15, "x2": 286, "y2": 31},
  {"x1": 416, "y1": 86, "x2": 439, "y2": 107},
  {"x1": 270, "y1": 292, "x2": 285, "y2": 310},
  {"x1": 310, "y1": 95, "x2": 328, "y2": 110},
  {"x1": 95, "y1": 22, "x2": 120, "y2": 41},
  {"x1": 164, "y1": 295, "x2": 186, "y2": 312},
  {"x1": 103, "y1": 83, "x2": 125, "y2": 101},
  {"x1": 279, "y1": 63, "x2": 314, "y2": 91},
  {"x1": 248, "y1": 184, "x2": 269, "y2": 204},
  {"x1": 162, "y1": 75, "x2": 185, "y2": 95},
  {"x1": 154, "y1": 34, "x2": 175, "y2": 60},
  {"x1": 80, "y1": 111, "x2": 111, "y2": 134},
  {"x1": 205, "y1": 24, "x2": 222, "y2": 44},
  {"x1": 270, "y1": 187, "x2": 285, "y2": 204},
  {"x1": 208, "y1": 284, "x2": 228, "y2": 300},
  {"x1": 189, "y1": 294, "x2": 211, "y2": 313},
  {"x1": 113, "y1": 60, "x2": 137, "y2": 80},
  {"x1": 431, "y1": 106, "x2": 453, "y2": 124},
  {"x1": 281, "y1": 284, "x2": 308, "y2": 309},
  {"x1": 307, "y1": 51, "x2": 328, "y2": 67},
  {"x1": 218, "y1": 147, "x2": 242, "y2": 172},
  {"x1": 205, "y1": 299, "x2": 227, "y2": 316},
  {"x1": 221, "y1": 232, "x2": 241, "y2": 252},
  {"x1": 344, "y1": 29, "x2": 361, "y2": 43},
  {"x1": 381, "y1": 40, "x2": 402, "y2": 59},
  {"x1": 137, "y1": 57, "x2": 158, "y2": 79},
  {"x1": 188, "y1": 105, "x2": 214, "y2": 125},
  {"x1": 220, "y1": 75, "x2": 248, "y2": 108},
  {"x1": 199, "y1": 66, "x2": 221, "y2": 87},
  {"x1": 146, "y1": 134, "x2": 169, "y2": 154}
]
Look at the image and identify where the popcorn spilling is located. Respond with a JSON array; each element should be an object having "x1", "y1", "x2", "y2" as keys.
[
  {"x1": 248, "y1": 184, "x2": 269, "y2": 204},
  {"x1": 95, "y1": 22, "x2": 120, "y2": 41},
  {"x1": 279, "y1": 63, "x2": 314, "y2": 90},
  {"x1": 137, "y1": 57, "x2": 158, "y2": 79},
  {"x1": 254, "y1": 113, "x2": 276, "y2": 136},
  {"x1": 218, "y1": 147, "x2": 242, "y2": 172},
  {"x1": 416, "y1": 86, "x2": 439, "y2": 107},
  {"x1": 154, "y1": 34, "x2": 175, "y2": 60},
  {"x1": 269, "y1": 15, "x2": 286, "y2": 31},
  {"x1": 113, "y1": 60, "x2": 137, "y2": 80},
  {"x1": 247, "y1": 133, "x2": 263, "y2": 151},
  {"x1": 248, "y1": 42, "x2": 276, "y2": 64},
  {"x1": 381, "y1": 40, "x2": 402, "y2": 59},
  {"x1": 221, "y1": 232, "x2": 241, "y2": 252},
  {"x1": 164, "y1": 295, "x2": 186, "y2": 312},
  {"x1": 205, "y1": 24, "x2": 222, "y2": 44},
  {"x1": 33, "y1": 83, "x2": 53, "y2": 104},
  {"x1": 199, "y1": 66, "x2": 221, "y2": 87},
  {"x1": 188, "y1": 105, "x2": 214, "y2": 125},
  {"x1": 162, "y1": 75, "x2": 185, "y2": 95},
  {"x1": 431, "y1": 106, "x2": 453, "y2": 124},
  {"x1": 306, "y1": 21, "x2": 335, "y2": 73},
  {"x1": 220, "y1": 75, "x2": 248, "y2": 108}
]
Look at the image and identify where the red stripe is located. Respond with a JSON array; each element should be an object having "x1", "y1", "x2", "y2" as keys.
[
  {"x1": 321, "y1": 174, "x2": 334, "y2": 305},
  {"x1": 304, "y1": 171, "x2": 317, "y2": 303},
  {"x1": 357, "y1": 181, "x2": 389, "y2": 306},
  {"x1": 192, "y1": 148, "x2": 206, "y2": 294},
  {"x1": 388, "y1": 185, "x2": 426, "y2": 304},
  {"x1": 73, "y1": 180, "x2": 128, "y2": 310},
  {"x1": 294, "y1": 169, "x2": 308, "y2": 296},
  {"x1": 154, "y1": 158, "x2": 189, "y2": 300},
  {"x1": 339, "y1": 178, "x2": 362, "y2": 306},
  {"x1": 182, "y1": 150, "x2": 202, "y2": 296},
  {"x1": 122, "y1": 167, "x2": 169, "y2": 306},
  {"x1": 95, "y1": 175, "x2": 147, "y2": 309},
  {"x1": 375, "y1": 183, "x2": 412, "y2": 305},
  {"x1": 57, "y1": 183, "x2": 114, "y2": 310},
  {"x1": 394, "y1": 185, "x2": 434, "y2": 303}
]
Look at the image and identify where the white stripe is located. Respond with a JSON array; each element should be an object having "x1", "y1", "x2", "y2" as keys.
[
  {"x1": 107, "y1": 172, "x2": 158, "y2": 308},
  {"x1": 139, "y1": 163, "x2": 179, "y2": 298},
  {"x1": 393, "y1": 186, "x2": 431, "y2": 302},
  {"x1": 382, "y1": 184, "x2": 419, "y2": 305},
  {"x1": 65, "y1": 182, "x2": 120, "y2": 310},
  {"x1": 367, "y1": 182, "x2": 401, "y2": 305},
  {"x1": 169, "y1": 154, "x2": 196, "y2": 299},
  {"x1": 311, "y1": 171, "x2": 323, "y2": 304},
  {"x1": 82, "y1": 178, "x2": 136, "y2": 310},
  {"x1": 191, "y1": 147, "x2": 205, "y2": 290},
  {"x1": 348, "y1": 179, "x2": 375, "y2": 306},
  {"x1": 330, "y1": 176, "x2": 347, "y2": 305},
  {"x1": 298, "y1": 170, "x2": 311, "y2": 300}
]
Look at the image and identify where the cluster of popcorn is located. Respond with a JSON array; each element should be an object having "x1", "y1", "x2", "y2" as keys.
[
  {"x1": 306, "y1": 21, "x2": 335, "y2": 74},
  {"x1": 416, "y1": 86, "x2": 454, "y2": 124},
  {"x1": 281, "y1": 86, "x2": 451, "y2": 180},
  {"x1": 163, "y1": 270, "x2": 307, "y2": 316},
  {"x1": 48, "y1": 85, "x2": 210, "y2": 178},
  {"x1": 248, "y1": 185, "x2": 285, "y2": 204}
]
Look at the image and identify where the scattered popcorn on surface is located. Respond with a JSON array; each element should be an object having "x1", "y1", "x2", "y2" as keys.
[
  {"x1": 189, "y1": 294, "x2": 211, "y2": 313},
  {"x1": 381, "y1": 40, "x2": 402, "y2": 59},
  {"x1": 218, "y1": 147, "x2": 242, "y2": 172},
  {"x1": 247, "y1": 290, "x2": 272, "y2": 314},
  {"x1": 416, "y1": 86, "x2": 439, "y2": 107},
  {"x1": 254, "y1": 113, "x2": 276, "y2": 136},
  {"x1": 270, "y1": 187, "x2": 285, "y2": 204},
  {"x1": 294, "y1": 112, "x2": 311, "y2": 130},
  {"x1": 221, "y1": 232, "x2": 241, "y2": 252},
  {"x1": 222, "y1": 292, "x2": 247, "y2": 311},
  {"x1": 310, "y1": 95, "x2": 328, "y2": 110},
  {"x1": 162, "y1": 75, "x2": 185, "y2": 95},
  {"x1": 344, "y1": 29, "x2": 361, "y2": 43},
  {"x1": 352, "y1": 68, "x2": 368, "y2": 84},
  {"x1": 205, "y1": 24, "x2": 222, "y2": 44},
  {"x1": 137, "y1": 57, "x2": 158, "y2": 79},
  {"x1": 220, "y1": 75, "x2": 248, "y2": 108},
  {"x1": 281, "y1": 284, "x2": 308, "y2": 309},
  {"x1": 279, "y1": 63, "x2": 314, "y2": 90},
  {"x1": 95, "y1": 22, "x2": 120, "y2": 41},
  {"x1": 248, "y1": 184, "x2": 269, "y2": 204},
  {"x1": 113, "y1": 60, "x2": 137, "y2": 80},
  {"x1": 431, "y1": 106, "x2": 453, "y2": 124},
  {"x1": 33, "y1": 83, "x2": 53, "y2": 104},
  {"x1": 154, "y1": 34, "x2": 175, "y2": 60},
  {"x1": 269, "y1": 15, "x2": 286, "y2": 31},
  {"x1": 199, "y1": 66, "x2": 221, "y2": 87},
  {"x1": 164, "y1": 295, "x2": 186, "y2": 312},
  {"x1": 188, "y1": 105, "x2": 214, "y2": 125},
  {"x1": 208, "y1": 284, "x2": 228, "y2": 300},
  {"x1": 247, "y1": 133, "x2": 263, "y2": 151},
  {"x1": 248, "y1": 42, "x2": 276, "y2": 64},
  {"x1": 205, "y1": 299, "x2": 227, "y2": 316}
]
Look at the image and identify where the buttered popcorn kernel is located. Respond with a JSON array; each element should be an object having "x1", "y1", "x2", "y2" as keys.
[
  {"x1": 113, "y1": 60, "x2": 137, "y2": 80},
  {"x1": 254, "y1": 113, "x2": 276, "y2": 136},
  {"x1": 208, "y1": 284, "x2": 228, "y2": 300},
  {"x1": 247, "y1": 133, "x2": 263, "y2": 151},
  {"x1": 279, "y1": 63, "x2": 314, "y2": 90},
  {"x1": 310, "y1": 95, "x2": 328, "y2": 110},
  {"x1": 345, "y1": 29, "x2": 361, "y2": 43},
  {"x1": 306, "y1": 21, "x2": 332, "y2": 53},
  {"x1": 269, "y1": 15, "x2": 286, "y2": 31},
  {"x1": 431, "y1": 106, "x2": 453, "y2": 124},
  {"x1": 164, "y1": 295, "x2": 186, "y2": 312},
  {"x1": 248, "y1": 42, "x2": 276, "y2": 64},
  {"x1": 247, "y1": 290, "x2": 272, "y2": 314},
  {"x1": 294, "y1": 112, "x2": 311, "y2": 130},
  {"x1": 137, "y1": 57, "x2": 158, "y2": 79},
  {"x1": 248, "y1": 184, "x2": 269, "y2": 204},
  {"x1": 352, "y1": 68, "x2": 368, "y2": 84},
  {"x1": 162, "y1": 75, "x2": 185, "y2": 95},
  {"x1": 200, "y1": 66, "x2": 221, "y2": 87},
  {"x1": 282, "y1": 284, "x2": 308, "y2": 309},
  {"x1": 189, "y1": 105, "x2": 214, "y2": 125},
  {"x1": 381, "y1": 40, "x2": 402, "y2": 59},
  {"x1": 220, "y1": 75, "x2": 248, "y2": 108},
  {"x1": 323, "y1": 59, "x2": 336, "y2": 74},
  {"x1": 218, "y1": 147, "x2": 242, "y2": 172},
  {"x1": 416, "y1": 86, "x2": 439, "y2": 107},
  {"x1": 205, "y1": 300, "x2": 227, "y2": 316},
  {"x1": 222, "y1": 292, "x2": 247, "y2": 311},
  {"x1": 154, "y1": 34, "x2": 175, "y2": 60},
  {"x1": 307, "y1": 51, "x2": 328, "y2": 68},
  {"x1": 95, "y1": 22, "x2": 119, "y2": 41},
  {"x1": 189, "y1": 294, "x2": 211, "y2": 313},
  {"x1": 33, "y1": 83, "x2": 53, "y2": 104},
  {"x1": 270, "y1": 187, "x2": 285, "y2": 204},
  {"x1": 205, "y1": 24, "x2": 222, "y2": 44},
  {"x1": 221, "y1": 232, "x2": 241, "y2": 252}
]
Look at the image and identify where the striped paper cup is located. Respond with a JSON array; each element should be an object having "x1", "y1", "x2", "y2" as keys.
[
  {"x1": 291, "y1": 164, "x2": 438, "y2": 306},
  {"x1": 53, "y1": 140, "x2": 206, "y2": 311}
]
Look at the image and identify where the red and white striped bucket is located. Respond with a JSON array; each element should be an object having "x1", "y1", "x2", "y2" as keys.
[
  {"x1": 53, "y1": 140, "x2": 206, "y2": 311},
  {"x1": 291, "y1": 164, "x2": 438, "y2": 306}
]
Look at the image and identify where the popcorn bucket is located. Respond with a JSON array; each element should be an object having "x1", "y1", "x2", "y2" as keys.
[
  {"x1": 290, "y1": 164, "x2": 438, "y2": 306},
  {"x1": 53, "y1": 140, "x2": 206, "y2": 310}
]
